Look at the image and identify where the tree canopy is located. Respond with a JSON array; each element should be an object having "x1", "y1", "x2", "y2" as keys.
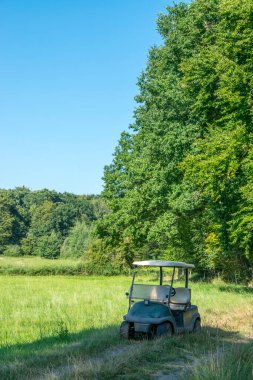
[
  {"x1": 94, "y1": 0, "x2": 253, "y2": 281},
  {"x1": 0, "y1": 187, "x2": 106, "y2": 259}
]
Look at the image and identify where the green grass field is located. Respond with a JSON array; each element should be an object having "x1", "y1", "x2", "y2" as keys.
[
  {"x1": 0, "y1": 256, "x2": 87, "y2": 275},
  {"x1": 0, "y1": 260, "x2": 253, "y2": 379}
]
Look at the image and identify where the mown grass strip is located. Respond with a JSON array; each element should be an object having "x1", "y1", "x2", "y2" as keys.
[{"x1": 0, "y1": 256, "x2": 88, "y2": 276}]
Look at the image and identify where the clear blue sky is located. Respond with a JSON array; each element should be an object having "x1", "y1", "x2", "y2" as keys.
[{"x1": 0, "y1": 0, "x2": 175, "y2": 195}]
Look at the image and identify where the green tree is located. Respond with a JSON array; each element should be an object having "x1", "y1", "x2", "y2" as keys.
[
  {"x1": 21, "y1": 201, "x2": 56, "y2": 255},
  {"x1": 0, "y1": 191, "x2": 16, "y2": 253},
  {"x1": 0, "y1": 189, "x2": 29, "y2": 253},
  {"x1": 60, "y1": 221, "x2": 92, "y2": 258},
  {"x1": 94, "y1": 0, "x2": 253, "y2": 280},
  {"x1": 35, "y1": 231, "x2": 62, "y2": 259},
  {"x1": 0, "y1": 187, "x2": 104, "y2": 259}
]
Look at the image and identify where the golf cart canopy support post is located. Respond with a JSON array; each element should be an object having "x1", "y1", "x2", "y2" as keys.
[
  {"x1": 160, "y1": 267, "x2": 163, "y2": 286},
  {"x1": 171, "y1": 266, "x2": 176, "y2": 288},
  {"x1": 185, "y1": 268, "x2": 189, "y2": 288},
  {"x1": 129, "y1": 269, "x2": 136, "y2": 310}
]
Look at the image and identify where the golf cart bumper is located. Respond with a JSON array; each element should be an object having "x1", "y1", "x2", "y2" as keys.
[
  {"x1": 134, "y1": 323, "x2": 152, "y2": 333},
  {"x1": 124, "y1": 301, "x2": 175, "y2": 330},
  {"x1": 124, "y1": 315, "x2": 172, "y2": 325}
]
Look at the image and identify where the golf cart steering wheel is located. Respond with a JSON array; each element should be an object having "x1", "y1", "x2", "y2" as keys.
[{"x1": 171, "y1": 287, "x2": 176, "y2": 297}]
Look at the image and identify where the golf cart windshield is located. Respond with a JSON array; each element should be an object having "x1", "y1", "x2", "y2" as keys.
[{"x1": 132, "y1": 260, "x2": 194, "y2": 286}]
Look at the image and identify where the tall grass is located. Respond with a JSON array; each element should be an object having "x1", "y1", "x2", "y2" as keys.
[
  {"x1": 0, "y1": 276, "x2": 130, "y2": 348},
  {"x1": 0, "y1": 273, "x2": 253, "y2": 379},
  {"x1": 187, "y1": 341, "x2": 253, "y2": 380}
]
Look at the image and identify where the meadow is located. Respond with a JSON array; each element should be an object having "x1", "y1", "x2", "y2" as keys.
[
  {"x1": 0, "y1": 256, "x2": 87, "y2": 276},
  {"x1": 0, "y1": 258, "x2": 253, "y2": 379}
]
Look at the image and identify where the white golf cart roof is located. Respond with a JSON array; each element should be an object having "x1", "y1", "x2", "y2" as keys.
[{"x1": 133, "y1": 260, "x2": 194, "y2": 269}]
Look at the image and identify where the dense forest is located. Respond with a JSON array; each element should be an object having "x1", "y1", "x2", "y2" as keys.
[
  {"x1": 90, "y1": 0, "x2": 253, "y2": 281},
  {"x1": 0, "y1": 187, "x2": 106, "y2": 259}
]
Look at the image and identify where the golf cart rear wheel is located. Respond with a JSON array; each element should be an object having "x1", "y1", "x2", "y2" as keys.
[
  {"x1": 156, "y1": 322, "x2": 173, "y2": 337},
  {"x1": 193, "y1": 319, "x2": 201, "y2": 332},
  {"x1": 120, "y1": 321, "x2": 133, "y2": 339}
]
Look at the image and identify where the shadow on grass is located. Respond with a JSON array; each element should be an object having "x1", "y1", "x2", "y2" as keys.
[
  {"x1": 0, "y1": 324, "x2": 122, "y2": 379},
  {"x1": 0, "y1": 324, "x2": 252, "y2": 380}
]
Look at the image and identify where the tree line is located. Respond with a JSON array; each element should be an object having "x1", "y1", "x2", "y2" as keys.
[
  {"x1": 0, "y1": 187, "x2": 107, "y2": 259},
  {"x1": 90, "y1": 0, "x2": 253, "y2": 281}
]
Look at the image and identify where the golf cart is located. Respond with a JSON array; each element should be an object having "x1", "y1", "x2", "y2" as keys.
[{"x1": 120, "y1": 260, "x2": 201, "y2": 339}]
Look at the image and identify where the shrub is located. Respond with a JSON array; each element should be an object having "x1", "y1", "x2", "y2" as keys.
[
  {"x1": 60, "y1": 221, "x2": 92, "y2": 258},
  {"x1": 3, "y1": 244, "x2": 22, "y2": 257},
  {"x1": 35, "y1": 232, "x2": 61, "y2": 259}
]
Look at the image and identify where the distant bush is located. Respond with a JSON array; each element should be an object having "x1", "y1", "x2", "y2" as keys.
[
  {"x1": 4, "y1": 244, "x2": 22, "y2": 257},
  {"x1": 60, "y1": 221, "x2": 92, "y2": 258},
  {"x1": 34, "y1": 232, "x2": 62, "y2": 259},
  {"x1": 86, "y1": 239, "x2": 129, "y2": 275}
]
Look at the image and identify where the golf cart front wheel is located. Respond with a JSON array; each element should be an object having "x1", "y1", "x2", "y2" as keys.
[
  {"x1": 193, "y1": 319, "x2": 201, "y2": 332},
  {"x1": 156, "y1": 322, "x2": 173, "y2": 337},
  {"x1": 120, "y1": 321, "x2": 133, "y2": 339}
]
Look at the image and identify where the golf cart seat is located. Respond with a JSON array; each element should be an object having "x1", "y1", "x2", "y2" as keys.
[{"x1": 170, "y1": 287, "x2": 191, "y2": 311}]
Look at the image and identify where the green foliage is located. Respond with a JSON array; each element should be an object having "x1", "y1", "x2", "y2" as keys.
[
  {"x1": 0, "y1": 188, "x2": 105, "y2": 259},
  {"x1": 0, "y1": 191, "x2": 15, "y2": 253},
  {"x1": 0, "y1": 189, "x2": 29, "y2": 253},
  {"x1": 35, "y1": 231, "x2": 62, "y2": 259},
  {"x1": 3, "y1": 244, "x2": 22, "y2": 257},
  {"x1": 94, "y1": 0, "x2": 253, "y2": 280},
  {"x1": 60, "y1": 221, "x2": 92, "y2": 258},
  {"x1": 85, "y1": 239, "x2": 129, "y2": 275}
]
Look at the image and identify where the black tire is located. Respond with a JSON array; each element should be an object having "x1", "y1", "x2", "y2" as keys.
[
  {"x1": 120, "y1": 321, "x2": 133, "y2": 339},
  {"x1": 156, "y1": 322, "x2": 173, "y2": 337},
  {"x1": 193, "y1": 319, "x2": 201, "y2": 332}
]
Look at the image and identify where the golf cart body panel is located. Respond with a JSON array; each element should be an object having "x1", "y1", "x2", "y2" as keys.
[
  {"x1": 124, "y1": 300, "x2": 176, "y2": 333},
  {"x1": 120, "y1": 260, "x2": 201, "y2": 338},
  {"x1": 171, "y1": 305, "x2": 200, "y2": 333}
]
